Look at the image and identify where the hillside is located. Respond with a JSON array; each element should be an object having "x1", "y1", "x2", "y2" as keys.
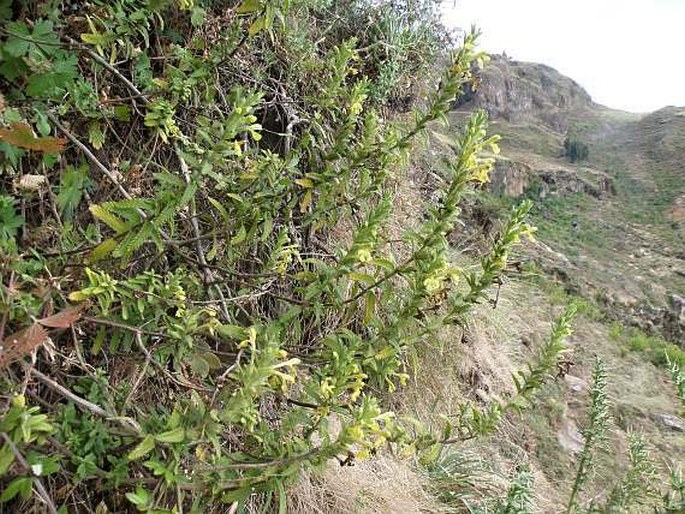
[
  {"x1": 454, "y1": 55, "x2": 685, "y2": 343},
  {"x1": 422, "y1": 54, "x2": 685, "y2": 510}
]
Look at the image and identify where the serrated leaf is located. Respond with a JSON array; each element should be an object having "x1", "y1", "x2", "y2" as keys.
[
  {"x1": 155, "y1": 427, "x2": 185, "y2": 444},
  {"x1": 88, "y1": 121, "x2": 105, "y2": 150},
  {"x1": 0, "y1": 122, "x2": 66, "y2": 153},
  {"x1": 57, "y1": 165, "x2": 89, "y2": 218},
  {"x1": 89, "y1": 204, "x2": 127, "y2": 233},
  {"x1": 3, "y1": 23, "x2": 30, "y2": 57},
  {"x1": 127, "y1": 435, "x2": 156, "y2": 461}
]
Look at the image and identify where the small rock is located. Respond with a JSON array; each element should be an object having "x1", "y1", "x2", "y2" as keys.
[
  {"x1": 655, "y1": 413, "x2": 685, "y2": 432},
  {"x1": 474, "y1": 388, "x2": 489, "y2": 404},
  {"x1": 557, "y1": 416, "x2": 584, "y2": 455},
  {"x1": 564, "y1": 375, "x2": 587, "y2": 394}
]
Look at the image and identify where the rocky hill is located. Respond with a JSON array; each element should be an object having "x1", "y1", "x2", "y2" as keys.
[
  {"x1": 417, "y1": 56, "x2": 685, "y2": 511},
  {"x1": 453, "y1": 55, "x2": 685, "y2": 345}
]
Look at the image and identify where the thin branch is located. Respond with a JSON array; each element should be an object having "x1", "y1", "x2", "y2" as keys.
[
  {"x1": 24, "y1": 363, "x2": 109, "y2": 417},
  {"x1": 22, "y1": 363, "x2": 141, "y2": 434},
  {"x1": 46, "y1": 112, "x2": 136, "y2": 202},
  {"x1": 173, "y1": 143, "x2": 232, "y2": 322},
  {"x1": 66, "y1": 36, "x2": 150, "y2": 105},
  {"x1": 1, "y1": 432, "x2": 59, "y2": 514}
]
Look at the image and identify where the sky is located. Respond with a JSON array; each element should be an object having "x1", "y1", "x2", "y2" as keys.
[{"x1": 441, "y1": 0, "x2": 685, "y2": 113}]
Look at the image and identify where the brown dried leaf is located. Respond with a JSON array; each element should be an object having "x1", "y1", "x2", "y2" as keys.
[
  {"x1": 38, "y1": 305, "x2": 84, "y2": 328},
  {"x1": 0, "y1": 323, "x2": 49, "y2": 369},
  {"x1": 0, "y1": 122, "x2": 66, "y2": 153}
]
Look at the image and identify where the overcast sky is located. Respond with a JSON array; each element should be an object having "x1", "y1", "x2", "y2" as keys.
[{"x1": 441, "y1": 0, "x2": 685, "y2": 113}]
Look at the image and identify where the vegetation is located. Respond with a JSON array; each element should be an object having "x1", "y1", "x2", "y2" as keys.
[
  {"x1": 563, "y1": 135, "x2": 589, "y2": 163},
  {"x1": 0, "y1": 0, "x2": 559, "y2": 510},
  {"x1": 0, "y1": 1, "x2": 683, "y2": 512},
  {"x1": 610, "y1": 324, "x2": 685, "y2": 368}
]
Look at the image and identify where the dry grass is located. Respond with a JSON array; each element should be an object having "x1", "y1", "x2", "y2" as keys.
[{"x1": 288, "y1": 456, "x2": 447, "y2": 514}]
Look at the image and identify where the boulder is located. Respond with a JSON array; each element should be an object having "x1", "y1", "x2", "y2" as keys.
[{"x1": 654, "y1": 413, "x2": 685, "y2": 432}]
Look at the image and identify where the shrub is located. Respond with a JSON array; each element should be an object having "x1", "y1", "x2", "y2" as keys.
[
  {"x1": 0, "y1": 2, "x2": 541, "y2": 510},
  {"x1": 564, "y1": 136, "x2": 589, "y2": 162}
]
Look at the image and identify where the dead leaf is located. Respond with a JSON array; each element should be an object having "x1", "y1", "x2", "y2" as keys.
[
  {"x1": 38, "y1": 305, "x2": 85, "y2": 328},
  {"x1": 14, "y1": 174, "x2": 48, "y2": 192},
  {"x1": 0, "y1": 122, "x2": 66, "y2": 153},
  {"x1": 0, "y1": 323, "x2": 49, "y2": 369}
]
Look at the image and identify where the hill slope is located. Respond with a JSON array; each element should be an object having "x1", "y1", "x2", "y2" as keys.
[
  {"x1": 455, "y1": 55, "x2": 685, "y2": 344},
  {"x1": 416, "y1": 55, "x2": 685, "y2": 511}
]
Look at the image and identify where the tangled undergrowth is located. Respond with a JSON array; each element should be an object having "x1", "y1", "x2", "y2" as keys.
[{"x1": 0, "y1": 1, "x2": 683, "y2": 513}]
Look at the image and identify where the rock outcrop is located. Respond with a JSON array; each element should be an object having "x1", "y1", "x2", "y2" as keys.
[{"x1": 456, "y1": 55, "x2": 593, "y2": 132}]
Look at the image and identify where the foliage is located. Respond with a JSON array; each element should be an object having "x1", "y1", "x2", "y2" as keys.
[
  {"x1": 612, "y1": 324, "x2": 685, "y2": 368},
  {"x1": 564, "y1": 135, "x2": 589, "y2": 163},
  {"x1": 667, "y1": 355, "x2": 685, "y2": 412},
  {"x1": 603, "y1": 433, "x2": 659, "y2": 511},
  {"x1": 494, "y1": 465, "x2": 535, "y2": 514},
  {"x1": 0, "y1": 0, "x2": 542, "y2": 510},
  {"x1": 566, "y1": 357, "x2": 611, "y2": 513}
]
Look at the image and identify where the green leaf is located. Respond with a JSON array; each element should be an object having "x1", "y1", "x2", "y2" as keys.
[
  {"x1": 125, "y1": 486, "x2": 150, "y2": 507},
  {"x1": 364, "y1": 291, "x2": 376, "y2": 324},
  {"x1": 127, "y1": 435, "x2": 156, "y2": 461},
  {"x1": 348, "y1": 272, "x2": 375, "y2": 285},
  {"x1": 88, "y1": 122, "x2": 105, "y2": 150},
  {"x1": 190, "y1": 6, "x2": 206, "y2": 26},
  {"x1": 189, "y1": 354, "x2": 210, "y2": 378},
  {"x1": 237, "y1": 0, "x2": 262, "y2": 14},
  {"x1": 248, "y1": 16, "x2": 267, "y2": 36},
  {"x1": 207, "y1": 196, "x2": 229, "y2": 223},
  {"x1": 88, "y1": 238, "x2": 118, "y2": 263},
  {"x1": 0, "y1": 444, "x2": 15, "y2": 475},
  {"x1": 202, "y1": 352, "x2": 222, "y2": 370},
  {"x1": 0, "y1": 194, "x2": 23, "y2": 244},
  {"x1": 155, "y1": 428, "x2": 185, "y2": 444},
  {"x1": 294, "y1": 178, "x2": 313, "y2": 188},
  {"x1": 216, "y1": 324, "x2": 246, "y2": 339},
  {"x1": 113, "y1": 105, "x2": 131, "y2": 122},
  {"x1": 232, "y1": 225, "x2": 246, "y2": 245},
  {"x1": 277, "y1": 481, "x2": 287, "y2": 514},
  {"x1": 57, "y1": 165, "x2": 89, "y2": 218},
  {"x1": 0, "y1": 476, "x2": 32, "y2": 502},
  {"x1": 4, "y1": 22, "x2": 30, "y2": 57},
  {"x1": 0, "y1": 0, "x2": 12, "y2": 20},
  {"x1": 89, "y1": 204, "x2": 127, "y2": 233}
]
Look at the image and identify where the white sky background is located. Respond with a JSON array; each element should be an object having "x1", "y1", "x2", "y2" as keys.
[{"x1": 441, "y1": 0, "x2": 685, "y2": 113}]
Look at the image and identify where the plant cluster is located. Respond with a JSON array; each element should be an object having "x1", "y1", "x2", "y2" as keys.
[
  {"x1": 564, "y1": 135, "x2": 589, "y2": 163},
  {"x1": 0, "y1": 1, "x2": 547, "y2": 511},
  {"x1": 1, "y1": 1, "x2": 681, "y2": 513}
]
